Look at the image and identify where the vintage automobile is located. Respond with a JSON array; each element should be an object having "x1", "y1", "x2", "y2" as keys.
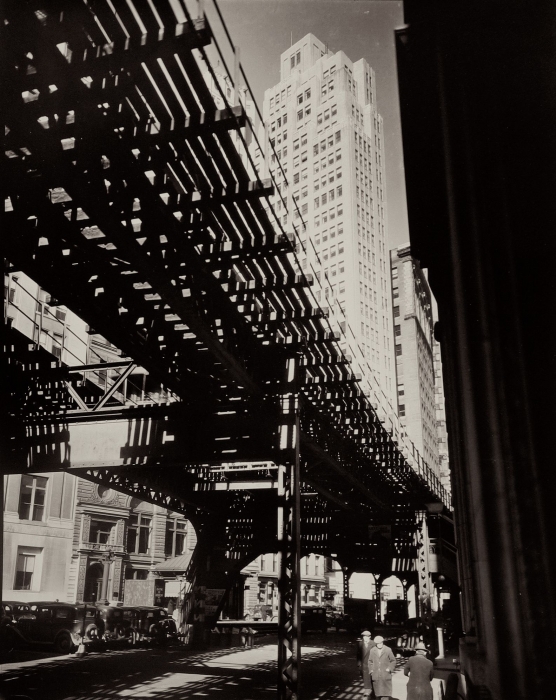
[
  {"x1": 95, "y1": 604, "x2": 172, "y2": 647},
  {"x1": 160, "y1": 615, "x2": 179, "y2": 644},
  {"x1": 95, "y1": 604, "x2": 136, "y2": 646},
  {"x1": 132, "y1": 606, "x2": 170, "y2": 645},
  {"x1": 12, "y1": 602, "x2": 101, "y2": 653}
]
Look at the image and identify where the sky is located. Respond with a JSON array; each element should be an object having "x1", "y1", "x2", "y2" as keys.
[{"x1": 212, "y1": 0, "x2": 409, "y2": 248}]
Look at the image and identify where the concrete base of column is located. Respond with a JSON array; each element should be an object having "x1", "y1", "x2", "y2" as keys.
[{"x1": 435, "y1": 626, "x2": 445, "y2": 659}]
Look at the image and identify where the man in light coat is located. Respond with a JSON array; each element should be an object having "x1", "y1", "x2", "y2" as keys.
[
  {"x1": 403, "y1": 642, "x2": 434, "y2": 700},
  {"x1": 368, "y1": 635, "x2": 396, "y2": 699},
  {"x1": 356, "y1": 630, "x2": 376, "y2": 697}
]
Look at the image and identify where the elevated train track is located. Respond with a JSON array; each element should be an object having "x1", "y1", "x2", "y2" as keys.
[{"x1": 2, "y1": 2, "x2": 451, "y2": 697}]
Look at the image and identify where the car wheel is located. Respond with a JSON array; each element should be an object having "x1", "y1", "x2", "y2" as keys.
[{"x1": 54, "y1": 631, "x2": 74, "y2": 654}]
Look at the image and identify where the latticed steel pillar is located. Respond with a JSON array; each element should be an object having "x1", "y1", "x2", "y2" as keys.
[
  {"x1": 416, "y1": 510, "x2": 431, "y2": 617},
  {"x1": 343, "y1": 567, "x2": 351, "y2": 609},
  {"x1": 277, "y1": 356, "x2": 301, "y2": 700}
]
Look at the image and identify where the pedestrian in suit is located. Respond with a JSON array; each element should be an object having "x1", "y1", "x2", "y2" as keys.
[
  {"x1": 356, "y1": 630, "x2": 376, "y2": 697},
  {"x1": 368, "y1": 635, "x2": 396, "y2": 700},
  {"x1": 403, "y1": 642, "x2": 434, "y2": 700}
]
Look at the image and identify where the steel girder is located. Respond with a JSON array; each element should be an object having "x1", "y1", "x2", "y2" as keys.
[
  {"x1": 1, "y1": 5, "x2": 453, "y2": 694},
  {"x1": 2, "y1": 0, "x2": 449, "y2": 513}
]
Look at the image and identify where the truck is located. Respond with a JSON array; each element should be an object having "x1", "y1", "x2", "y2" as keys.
[
  {"x1": 344, "y1": 598, "x2": 377, "y2": 631},
  {"x1": 384, "y1": 599, "x2": 408, "y2": 625}
]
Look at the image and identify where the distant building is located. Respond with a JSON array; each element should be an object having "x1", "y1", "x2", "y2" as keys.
[
  {"x1": 2, "y1": 470, "x2": 195, "y2": 604},
  {"x1": 432, "y1": 333, "x2": 451, "y2": 492},
  {"x1": 254, "y1": 33, "x2": 397, "y2": 415},
  {"x1": 390, "y1": 244, "x2": 440, "y2": 473},
  {"x1": 239, "y1": 552, "x2": 328, "y2": 619},
  {"x1": 3, "y1": 273, "x2": 194, "y2": 605}
]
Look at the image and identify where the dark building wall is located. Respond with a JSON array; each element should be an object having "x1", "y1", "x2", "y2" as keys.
[{"x1": 396, "y1": 3, "x2": 556, "y2": 699}]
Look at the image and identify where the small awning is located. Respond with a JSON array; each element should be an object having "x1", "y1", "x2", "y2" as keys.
[{"x1": 153, "y1": 552, "x2": 193, "y2": 573}]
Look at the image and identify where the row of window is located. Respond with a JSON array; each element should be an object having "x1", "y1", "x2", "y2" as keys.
[
  {"x1": 12, "y1": 535, "x2": 187, "y2": 592},
  {"x1": 361, "y1": 288, "x2": 380, "y2": 308},
  {"x1": 258, "y1": 552, "x2": 323, "y2": 577},
  {"x1": 314, "y1": 204, "x2": 343, "y2": 226},
  {"x1": 316, "y1": 104, "x2": 338, "y2": 125},
  {"x1": 319, "y1": 242, "x2": 345, "y2": 262},
  {"x1": 313, "y1": 185, "x2": 343, "y2": 208},
  {"x1": 296, "y1": 88, "x2": 311, "y2": 105},
  {"x1": 356, "y1": 186, "x2": 374, "y2": 209},
  {"x1": 16, "y1": 477, "x2": 187, "y2": 559},
  {"x1": 358, "y1": 225, "x2": 381, "y2": 253},
  {"x1": 270, "y1": 121, "x2": 287, "y2": 142},
  {"x1": 360, "y1": 260, "x2": 390, "y2": 289},
  {"x1": 312, "y1": 130, "x2": 342, "y2": 157},
  {"x1": 314, "y1": 223, "x2": 344, "y2": 245},
  {"x1": 359, "y1": 277, "x2": 380, "y2": 297},
  {"x1": 88, "y1": 515, "x2": 187, "y2": 558},
  {"x1": 293, "y1": 202, "x2": 308, "y2": 219},
  {"x1": 357, "y1": 203, "x2": 376, "y2": 228},
  {"x1": 321, "y1": 78, "x2": 335, "y2": 99},
  {"x1": 270, "y1": 85, "x2": 293, "y2": 111},
  {"x1": 296, "y1": 105, "x2": 312, "y2": 122},
  {"x1": 356, "y1": 167, "x2": 375, "y2": 189},
  {"x1": 314, "y1": 168, "x2": 342, "y2": 189}
]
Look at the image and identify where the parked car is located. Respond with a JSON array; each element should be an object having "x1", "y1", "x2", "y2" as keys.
[
  {"x1": 160, "y1": 615, "x2": 179, "y2": 644},
  {"x1": 12, "y1": 602, "x2": 101, "y2": 653},
  {"x1": 132, "y1": 607, "x2": 170, "y2": 645},
  {"x1": 95, "y1": 604, "x2": 136, "y2": 646}
]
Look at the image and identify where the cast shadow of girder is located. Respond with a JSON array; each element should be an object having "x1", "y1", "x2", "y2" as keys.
[
  {"x1": 10, "y1": 398, "x2": 278, "y2": 476},
  {"x1": 0, "y1": 641, "x2": 368, "y2": 700}
]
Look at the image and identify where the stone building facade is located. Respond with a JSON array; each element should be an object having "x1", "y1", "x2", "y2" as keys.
[
  {"x1": 3, "y1": 471, "x2": 194, "y2": 604},
  {"x1": 239, "y1": 552, "x2": 328, "y2": 619}
]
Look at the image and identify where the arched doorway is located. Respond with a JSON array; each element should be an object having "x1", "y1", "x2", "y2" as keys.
[
  {"x1": 380, "y1": 574, "x2": 406, "y2": 624},
  {"x1": 84, "y1": 562, "x2": 103, "y2": 602}
]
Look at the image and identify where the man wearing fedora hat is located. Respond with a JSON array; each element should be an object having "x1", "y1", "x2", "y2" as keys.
[
  {"x1": 403, "y1": 642, "x2": 434, "y2": 700},
  {"x1": 368, "y1": 636, "x2": 396, "y2": 700},
  {"x1": 356, "y1": 630, "x2": 376, "y2": 697}
]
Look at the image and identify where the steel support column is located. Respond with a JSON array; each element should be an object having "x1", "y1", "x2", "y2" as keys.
[
  {"x1": 277, "y1": 356, "x2": 301, "y2": 700},
  {"x1": 343, "y1": 567, "x2": 351, "y2": 611},
  {"x1": 416, "y1": 511, "x2": 431, "y2": 618},
  {"x1": 375, "y1": 575, "x2": 383, "y2": 623}
]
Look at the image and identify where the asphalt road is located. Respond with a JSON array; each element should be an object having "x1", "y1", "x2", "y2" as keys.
[{"x1": 0, "y1": 633, "x2": 446, "y2": 700}]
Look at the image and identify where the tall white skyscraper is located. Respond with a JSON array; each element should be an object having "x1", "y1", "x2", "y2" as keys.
[{"x1": 258, "y1": 34, "x2": 397, "y2": 414}]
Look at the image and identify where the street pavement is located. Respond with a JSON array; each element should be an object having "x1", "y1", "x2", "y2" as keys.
[{"x1": 0, "y1": 634, "x2": 448, "y2": 700}]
